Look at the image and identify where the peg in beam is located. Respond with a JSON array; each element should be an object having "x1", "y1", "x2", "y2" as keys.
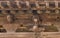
[{"x1": 7, "y1": 14, "x2": 15, "y2": 23}]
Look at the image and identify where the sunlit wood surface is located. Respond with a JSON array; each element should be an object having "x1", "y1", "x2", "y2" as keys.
[{"x1": 0, "y1": 32, "x2": 60, "y2": 38}]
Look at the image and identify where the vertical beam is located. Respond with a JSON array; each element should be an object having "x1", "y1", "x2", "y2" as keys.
[
  {"x1": 16, "y1": 1, "x2": 21, "y2": 8},
  {"x1": 7, "y1": 1, "x2": 11, "y2": 8},
  {"x1": 55, "y1": 2, "x2": 58, "y2": 8},
  {"x1": 35, "y1": 1, "x2": 41, "y2": 14},
  {"x1": 35, "y1": 1, "x2": 40, "y2": 10},
  {"x1": 26, "y1": 1, "x2": 29, "y2": 7},
  {"x1": 0, "y1": 1, "x2": 4, "y2": 9},
  {"x1": 55, "y1": 1, "x2": 59, "y2": 14},
  {"x1": 46, "y1": 2, "x2": 49, "y2": 7},
  {"x1": 0, "y1": 1, "x2": 1, "y2": 9},
  {"x1": 46, "y1": 2, "x2": 50, "y2": 13}
]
